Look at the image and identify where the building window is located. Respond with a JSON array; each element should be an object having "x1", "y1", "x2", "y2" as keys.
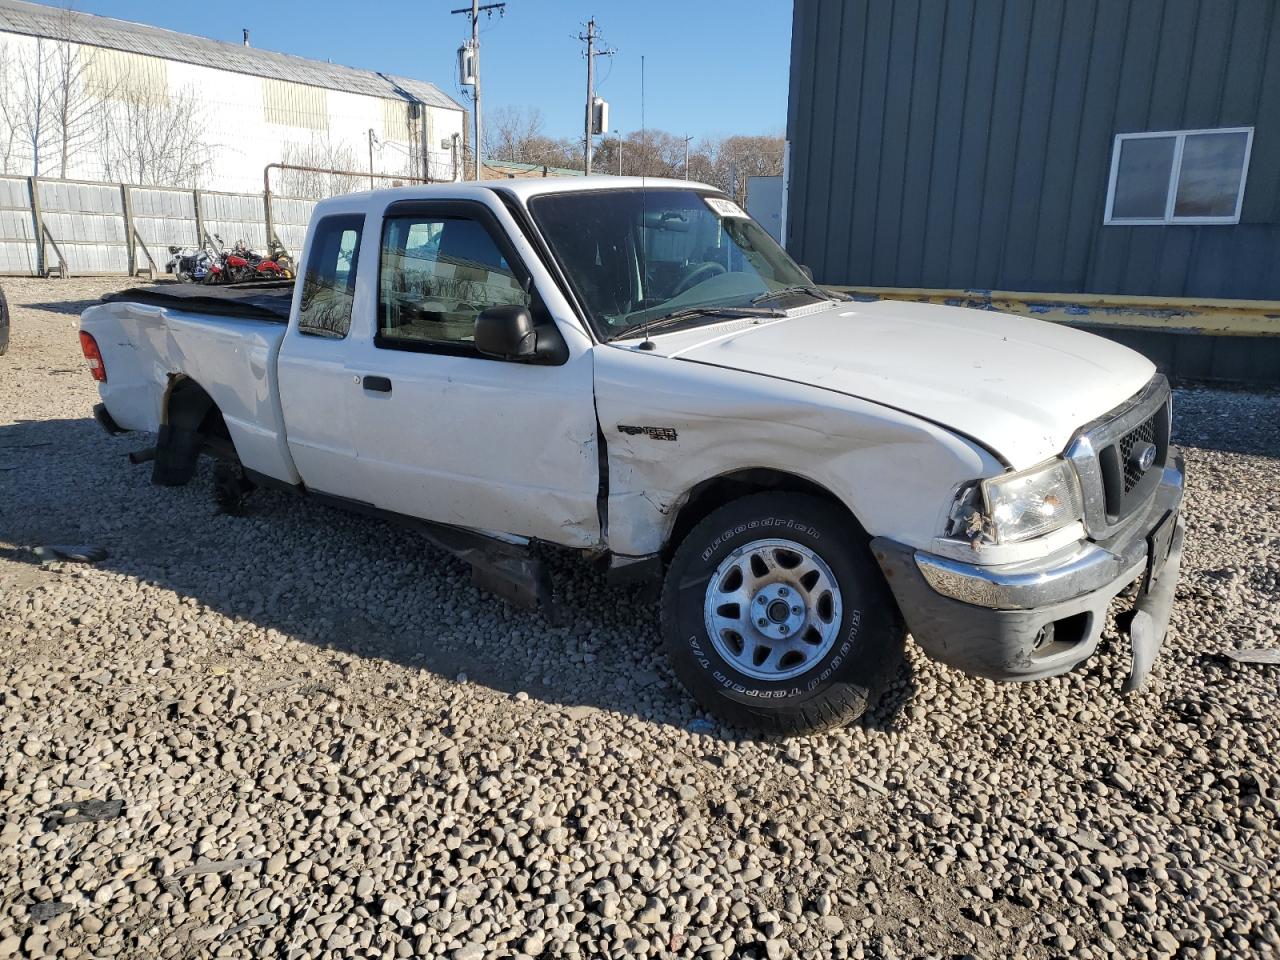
[{"x1": 1105, "y1": 128, "x2": 1253, "y2": 225}]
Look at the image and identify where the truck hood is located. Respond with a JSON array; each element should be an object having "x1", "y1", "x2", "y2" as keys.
[{"x1": 647, "y1": 299, "x2": 1156, "y2": 468}]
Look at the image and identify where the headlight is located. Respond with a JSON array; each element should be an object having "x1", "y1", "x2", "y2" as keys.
[
  {"x1": 980, "y1": 458, "x2": 1084, "y2": 544},
  {"x1": 950, "y1": 458, "x2": 1085, "y2": 546}
]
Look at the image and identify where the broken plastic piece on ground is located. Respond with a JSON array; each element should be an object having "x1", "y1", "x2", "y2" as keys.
[
  {"x1": 34, "y1": 544, "x2": 108, "y2": 564},
  {"x1": 29, "y1": 901, "x2": 72, "y2": 922},
  {"x1": 1223, "y1": 648, "x2": 1280, "y2": 665},
  {"x1": 43, "y1": 798, "x2": 124, "y2": 828}
]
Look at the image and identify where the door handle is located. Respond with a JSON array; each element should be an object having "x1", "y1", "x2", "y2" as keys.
[{"x1": 362, "y1": 375, "x2": 392, "y2": 394}]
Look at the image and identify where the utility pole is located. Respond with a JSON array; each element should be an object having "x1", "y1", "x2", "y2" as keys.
[
  {"x1": 452, "y1": 1, "x2": 506, "y2": 181},
  {"x1": 579, "y1": 17, "x2": 613, "y2": 175},
  {"x1": 681, "y1": 134, "x2": 693, "y2": 180},
  {"x1": 367, "y1": 129, "x2": 377, "y2": 190},
  {"x1": 614, "y1": 129, "x2": 621, "y2": 176}
]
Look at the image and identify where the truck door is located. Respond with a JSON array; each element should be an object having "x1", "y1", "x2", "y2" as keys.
[
  {"x1": 277, "y1": 212, "x2": 367, "y2": 495},
  {"x1": 340, "y1": 198, "x2": 600, "y2": 548}
]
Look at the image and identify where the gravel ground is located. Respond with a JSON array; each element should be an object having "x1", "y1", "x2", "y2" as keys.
[{"x1": 1, "y1": 276, "x2": 1278, "y2": 960}]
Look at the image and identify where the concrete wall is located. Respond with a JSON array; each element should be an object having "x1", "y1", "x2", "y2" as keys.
[{"x1": 786, "y1": 0, "x2": 1280, "y2": 300}]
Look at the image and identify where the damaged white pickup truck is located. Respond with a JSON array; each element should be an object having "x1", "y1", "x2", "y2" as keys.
[{"x1": 80, "y1": 177, "x2": 1184, "y2": 734}]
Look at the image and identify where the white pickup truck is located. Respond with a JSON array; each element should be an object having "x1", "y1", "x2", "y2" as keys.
[{"x1": 79, "y1": 177, "x2": 1185, "y2": 734}]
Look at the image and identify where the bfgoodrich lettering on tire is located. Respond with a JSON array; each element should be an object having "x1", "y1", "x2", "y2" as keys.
[{"x1": 661, "y1": 493, "x2": 904, "y2": 735}]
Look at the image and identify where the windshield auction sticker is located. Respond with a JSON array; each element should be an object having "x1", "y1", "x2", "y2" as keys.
[{"x1": 704, "y1": 197, "x2": 749, "y2": 219}]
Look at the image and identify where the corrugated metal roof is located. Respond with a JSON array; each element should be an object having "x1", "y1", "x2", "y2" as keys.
[{"x1": 0, "y1": 0, "x2": 464, "y2": 112}]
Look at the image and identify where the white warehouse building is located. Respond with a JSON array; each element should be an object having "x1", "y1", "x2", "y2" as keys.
[{"x1": 0, "y1": 0, "x2": 466, "y2": 194}]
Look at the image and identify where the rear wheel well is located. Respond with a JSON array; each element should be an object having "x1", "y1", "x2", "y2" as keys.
[
  {"x1": 663, "y1": 469, "x2": 866, "y2": 561},
  {"x1": 153, "y1": 376, "x2": 235, "y2": 485}
]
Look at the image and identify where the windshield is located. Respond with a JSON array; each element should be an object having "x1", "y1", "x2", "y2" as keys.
[{"x1": 527, "y1": 188, "x2": 822, "y2": 339}]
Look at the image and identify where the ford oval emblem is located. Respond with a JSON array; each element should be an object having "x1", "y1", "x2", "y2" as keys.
[{"x1": 1130, "y1": 441, "x2": 1157, "y2": 473}]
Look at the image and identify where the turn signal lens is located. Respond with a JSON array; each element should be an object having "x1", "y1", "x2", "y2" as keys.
[{"x1": 79, "y1": 331, "x2": 107, "y2": 382}]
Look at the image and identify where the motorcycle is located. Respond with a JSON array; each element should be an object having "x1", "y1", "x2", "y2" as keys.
[
  {"x1": 206, "y1": 237, "x2": 291, "y2": 284},
  {"x1": 165, "y1": 243, "x2": 214, "y2": 283}
]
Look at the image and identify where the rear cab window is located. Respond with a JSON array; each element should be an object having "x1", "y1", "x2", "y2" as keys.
[{"x1": 298, "y1": 214, "x2": 364, "y2": 339}]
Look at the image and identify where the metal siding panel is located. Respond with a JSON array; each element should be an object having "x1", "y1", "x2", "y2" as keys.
[
  {"x1": 806, "y1": 0, "x2": 846, "y2": 279},
  {"x1": 1148, "y1": 0, "x2": 1198, "y2": 129},
  {"x1": 791, "y1": 0, "x2": 1280, "y2": 300},
  {"x1": 823, "y1": 0, "x2": 869, "y2": 281},
  {"x1": 973, "y1": 0, "x2": 1034, "y2": 286},
  {"x1": 894, "y1": 0, "x2": 946, "y2": 286},
  {"x1": 785, "y1": 1, "x2": 820, "y2": 258},
  {"x1": 846, "y1": 0, "x2": 894, "y2": 285},
  {"x1": 919, "y1": 0, "x2": 976, "y2": 288},
  {"x1": 1182, "y1": 0, "x2": 1235, "y2": 127},
  {"x1": 999, "y1": 0, "x2": 1066, "y2": 289},
  {"x1": 1028, "y1": 0, "x2": 1097, "y2": 290},
  {"x1": 1154, "y1": 228, "x2": 1195, "y2": 296},
  {"x1": 1067, "y1": 1, "x2": 1130, "y2": 294},
  {"x1": 870, "y1": 0, "x2": 920, "y2": 284},
  {"x1": 1111, "y1": 2, "x2": 1163, "y2": 132},
  {"x1": 1248, "y1": 4, "x2": 1280, "y2": 222},
  {"x1": 946, "y1": 0, "x2": 1004, "y2": 288}
]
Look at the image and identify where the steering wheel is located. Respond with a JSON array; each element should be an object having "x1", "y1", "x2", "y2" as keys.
[{"x1": 672, "y1": 261, "x2": 726, "y2": 297}]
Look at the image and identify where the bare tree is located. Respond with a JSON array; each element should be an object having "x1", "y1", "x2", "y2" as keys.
[
  {"x1": 483, "y1": 105, "x2": 545, "y2": 161},
  {"x1": 0, "y1": 9, "x2": 111, "y2": 178},
  {"x1": 278, "y1": 134, "x2": 364, "y2": 198},
  {"x1": 99, "y1": 81, "x2": 211, "y2": 186},
  {"x1": 10, "y1": 37, "x2": 56, "y2": 177},
  {"x1": 47, "y1": 10, "x2": 106, "y2": 178},
  {"x1": 0, "y1": 43, "x2": 23, "y2": 174}
]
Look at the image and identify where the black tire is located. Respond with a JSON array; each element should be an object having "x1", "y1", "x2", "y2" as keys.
[
  {"x1": 661, "y1": 493, "x2": 905, "y2": 735},
  {"x1": 213, "y1": 461, "x2": 255, "y2": 516},
  {"x1": 0, "y1": 285, "x2": 9, "y2": 356}
]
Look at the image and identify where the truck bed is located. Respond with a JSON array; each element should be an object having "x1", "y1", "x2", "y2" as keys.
[
  {"x1": 102, "y1": 281, "x2": 295, "y2": 323},
  {"x1": 82, "y1": 285, "x2": 299, "y2": 486}
]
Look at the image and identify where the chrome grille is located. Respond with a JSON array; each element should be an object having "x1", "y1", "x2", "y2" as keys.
[
  {"x1": 1066, "y1": 375, "x2": 1172, "y2": 540},
  {"x1": 1119, "y1": 414, "x2": 1158, "y2": 494}
]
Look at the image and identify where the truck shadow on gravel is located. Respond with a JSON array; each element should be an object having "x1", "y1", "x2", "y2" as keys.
[{"x1": 0, "y1": 416, "x2": 916, "y2": 740}]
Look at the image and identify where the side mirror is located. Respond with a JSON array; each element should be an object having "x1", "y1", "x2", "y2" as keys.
[
  {"x1": 475, "y1": 304, "x2": 537, "y2": 360},
  {"x1": 799, "y1": 264, "x2": 814, "y2": 281}
]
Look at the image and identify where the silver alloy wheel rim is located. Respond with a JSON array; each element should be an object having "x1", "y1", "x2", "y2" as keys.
[{"x1": 702, "y1": 537, "x2": 843, "y2": 682}]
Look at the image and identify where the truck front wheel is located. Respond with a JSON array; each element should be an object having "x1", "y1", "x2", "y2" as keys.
[{"x1": 661, "y1": 493, "x2": 905, "y2": 735}]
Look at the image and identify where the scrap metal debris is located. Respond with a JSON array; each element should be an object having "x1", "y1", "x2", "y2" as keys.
[
  {"x1": 28, "y1": 901, "x2": 71, "y2": 922},
  {"x1": 33, "y1": 544, "x2": 108, "y2": 564},
  {"x1": 1223, "y1": 648, "x2": 1280, "y2": 665},
  {"x1": 43, "y1": 798, "x2": 124, "y2": 828},
  {"x1": 173, "y1": 857, "x2": 261, "y2": 878}
]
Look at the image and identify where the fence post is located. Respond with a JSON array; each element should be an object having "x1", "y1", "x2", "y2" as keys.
[
  {"x1": 263, "y1": 187, "x2": 274, "y2": 249},
  {"x1": 28, "y1": 176, "x2": 43, "y2": 278},
  {"x1": 120, "y1": 183, "x2": 136, "y2": 277},
  {"x1": 193, "y1": 189, "x2": 205, "y2": 246}
]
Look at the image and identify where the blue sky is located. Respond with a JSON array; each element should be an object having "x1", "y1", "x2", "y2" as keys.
[{"x1": 73, "y1": 0, "x2": 793, "y2": 143}]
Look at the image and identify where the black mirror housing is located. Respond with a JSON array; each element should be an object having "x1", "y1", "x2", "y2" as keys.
[{"x1": 475, "y1": 304, "x2": 538, "y2": 360}]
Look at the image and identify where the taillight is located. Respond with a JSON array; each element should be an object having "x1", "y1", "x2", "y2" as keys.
[{"x1": 79, "y1": 331, "x2": 107, "y2": 382}]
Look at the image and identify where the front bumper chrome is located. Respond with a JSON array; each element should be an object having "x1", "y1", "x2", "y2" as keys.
[{"x1": 872, "y1": 449, "x2": 1185, "y2": 684}]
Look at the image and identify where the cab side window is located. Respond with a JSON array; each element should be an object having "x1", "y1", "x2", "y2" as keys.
[
  {"x1": 298, "y1": 215, "x2": 364, "y2": 339},
  {"x1": 377, "y1": 213, "x2": 528, "y2": 351}
]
